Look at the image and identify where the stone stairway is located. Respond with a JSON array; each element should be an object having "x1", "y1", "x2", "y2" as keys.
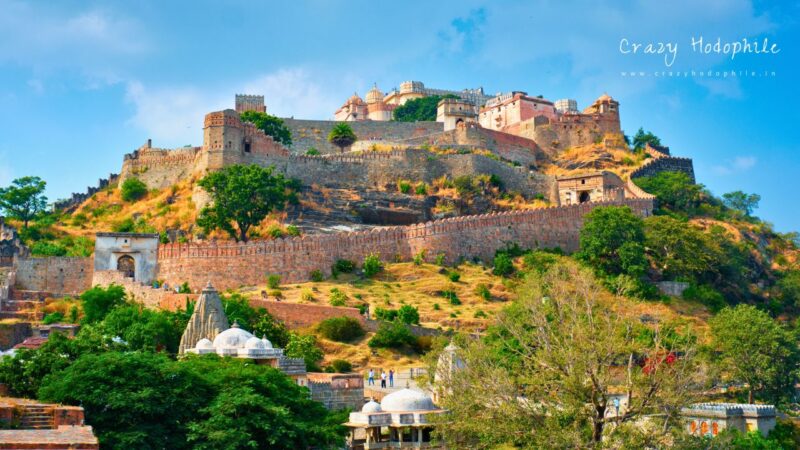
[
  {"x1": 18, "y1": 405, "x2": 55, "y2": 429},
  {"x1": 0, "y1": 300, "x2": 43, "y2": 320}
]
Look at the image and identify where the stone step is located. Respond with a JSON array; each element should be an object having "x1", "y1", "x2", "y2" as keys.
[
  {"x1": 0, "y1": 310, "x2": 43, "y2": 320},
  {"x1": 2, "y1": 300, "x2": 40, "y2": 311},
  {"x1": 9, "y1": 290, "x2": 53, "y2": 301}
]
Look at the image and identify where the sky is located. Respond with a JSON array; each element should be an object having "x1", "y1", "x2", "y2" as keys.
[{"x1": 0, "y1": 0, "x2": 798, "y2": 231}]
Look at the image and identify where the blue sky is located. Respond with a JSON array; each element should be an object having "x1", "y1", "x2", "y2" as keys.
[{"x1": 0, "y1": 0, "x2": 798, "y2": 231}]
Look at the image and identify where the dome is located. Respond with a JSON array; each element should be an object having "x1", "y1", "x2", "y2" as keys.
[
  {"x1": 380, "y1": 388, "x2": 437, "y2": 412},
  {"x1": 212, "y1": 322, "x2": 255, "y2": 355},
  {"x1": 365, "y1": 84, "x2": 384, "y2": 104},
  {"x1": 348, "y1": 93, "x2": 365, "y2": 105},
  {"x1": 196, "y1": 338, "x2": 213, "y2": 349},
  {"x1": 361, "y1": 399, "x2": 382, "y2": 414},
  {"x1": 596, "y1": 93, "x2": 614, "y2": 102},
  {"x1": 245, "y1": 336, "x2": 266, "y2": 350},
  {"x1": 261, "y1": 336, "x2": 273, "y2": 349}
]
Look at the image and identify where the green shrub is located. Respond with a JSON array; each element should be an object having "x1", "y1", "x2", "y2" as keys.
[
  {"x1": 42, "y1": 311, "x2": 65, "y2": 324},
  {"x1": 31, "y1": 241, "x2": 67, "y2": 257},
  {"x1": 397, "y1": 305, "x2": 420, "y2": 325},
  {"x1": 330, "y1": 359, "x2": 352, "y2": 373},
  {"x1": 178, "y1": 282, "x2": 191, "y2": 294},
  {"x1": 267, "y1": 274, "x2": 281, "y2": 289},
  {"x1": 268, "y1": 289, "x2": 283, "y2": 299},
  {"x1": 447, "y1": 271, "x2": 461, "y2": 282},
  {"x1": 374, "y1": 307, "x2": 398, "y2": 322},
  {"x1": 442, "y1": 289, "x2": 461, "y2": 305},
  {"x1": 300, "y1": 289, "x2": 315, "y2": 302},
  {"x1": 317, "y1": 317, "x2": 365, "y2": 342},
  {"x1": 474, "y1": 310, "x2": 487, "y2": 318},
  {"x1": 305, "y1": 148, "x2": 320, "y2": 156},
  {"x1": 522, "y1": 250, "x2": 561, "y2": 274},
  {"x1": 310, "y1": 270, "x2": 324, "y2": 282},
  {"x1": 492, "y1": 253, "x2": 514, "y2": 276},
  {"x1": 475, "y1": 283, "x2": 491, "y2": 301},
  {"x1": 432, "y1": 303, "x2": 440, "y2": 311},
  {"x1": 285, "y1": 225, "x2": 301, "y2": 236},
  {"x1": 368, "y1": 321, "x2": 416, "y2": 349},
  {"x1": 683, "y1": 284, "x2": 726, "y2": 312},
  {"x1": 329, "y1": 288, "x2": 347, "y2": 306},
  {"x1": 266, "y1": 225, "x2": 285, "y2": 239},
  {"x1": 112, "y1": 217, "x2": 135, "y2": 233},
  {"x1": 413, "y1": 249, "x2": 426, "y2": 266},
  {"x1": 435, "y1": 253, "x2": 446, "y2": 266},
  {"x1": 120, "y1": 177, "x2": 148, "y2": 202},
  {"x1": 362, "y1": 253, "x2": 383, "y2": 278},
  {"x1": 414, "y1": 183, "x2": 427, "y2": 195},
  {"x1": 333, "y1": 259, "x2": 355, "y2": 274},
  {"x1": 398, "y1": 180, "x2": 411, "y2": 194}
]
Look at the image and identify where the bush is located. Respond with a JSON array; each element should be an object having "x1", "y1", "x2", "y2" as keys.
[
  {"x1": 305, "y1": 148, "x2": 320, "y2": 156},
  {"x1": 398, "y1": 180, "x2": 411, "y2": 194},
  {"x1": 329, "y1": 288, "x2": 347, "y2": 306},
  {"x1": 414, "y1": 183, "x2": 427, "y2": 195},
  {"x1": 374, "y1": 307, "x2": 398, "y2": 322},
  {"x1": 267, "y1": 274, "x2": 281, "y2": 289},
  {"x1": 42, "y1": 311, "x2": 65, "y2": 324},
  {"x1": 333, "y1": 259, "x2": 355, "y2": 274},
  {"x1": 442, "y1": 289, "x2": 461, "y2": 305},
  {"x1": 447, "y1": 271, "x2": 461, "y2": 282},
  {"x1": 435, "y1": 253, "x2": 446, "y2": 266},
  {"x1": 178, "y1": 282, "x2": 191, "y2": 294},
  {"x1": 522, "y1": 250, "x2": 561, "y2": 274},
  {"x1": 432, "y1": 303, "x2": 440, "y2": 311},
  {"x1": 268, "y1": 289, "x2": 283, "y2": 299},
  {"x1": 683, "y1": 284, "x2": 726, "y2": 312},
  {"x1": 474, "y1": 310, "x2": 487, "y2": 318},
  {"x1": 413, "y1": 249, "x2": 426, "y2": 266},
  {"x1": 330, "y1": 359, "x2": 352, "y2": 373},
  {"x1": 120, "y1": 177, "x2": 148, "y2": 202},
  {"x1": 310, "y1": 270, "x2": 324, "y2": 282},
  {"x1": 475, "y1": 283, "x2": 491, "y2": 301},
  {"x1": 368, "y1": 322, "x2": 416, "y2": 349},
  {"x1": 112, "y1": 217, "x2": 135, "y2": 233},
  {"x1": 300, "y1": 289, "x2": 315, "y2": 302},
  {"x1": 266, "y1": 225, "x2": 284, "y2": 239},
  {"x1": 80, "y1": 284, "x2": 127, "y2": 323},
  {"x1": 362, "y1": 253, "x2": 383, "y2": 278},
  {"x1": 31, "y1": 241, "x2": 67, "y2": 256},
  {"x1": 285, "y1": 333, "x2": 324, "y2": 372},
  {"x1": 285, "y1": 225, "x2": 301, "y2": 236},
  {"x1": 492, "y1": 253, "x2": 514, "y2": 276},
  {"x1": 317, "y1": 317, "x2": 365, "y2": 342},
  {"x1": 397, "y1": 305, "x2": 420, "y2": 325}
]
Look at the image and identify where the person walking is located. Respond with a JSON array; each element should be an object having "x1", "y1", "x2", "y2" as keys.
[
  {"x1": 389, "y1": 369, "x2": 394, "y2": 387},
  {"x1": 368, "y1": 369, "x2": 375, "y2": 386},
  {"x1": 380, "y1": 370, "x2": 387, "y2": 388}
]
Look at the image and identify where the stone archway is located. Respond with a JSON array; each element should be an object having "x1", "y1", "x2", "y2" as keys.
[
  {"x1": 578, "y1": 191, "x2": 591, "y2": 203},
  {"x1": 117, "y1": 255, "x2": 135, "y2": 279}
]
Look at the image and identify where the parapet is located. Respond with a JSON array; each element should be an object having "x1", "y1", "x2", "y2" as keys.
[{"x1": 681, "y1": 403, "x2": 776, "y2": 418}]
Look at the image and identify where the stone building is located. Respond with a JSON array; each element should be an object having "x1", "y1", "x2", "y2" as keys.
[
  {"x1": 335, "y1": 93, "x2": 370, "y2": 121},
  {"x1": 235, "y1": 94, "x2": 266, "y2": 113},
  {"x1": 178, "y1": 282, "x2": 229, "y2": 354},
  {"x1": 681, "y1": 403, "x2": 777, "y2": 438},
  {"x1": 436, "y1": 98, "x2": 478, "y2": 131},
  {"x1": 93, "y1": 232, "x2": 159, "y2": 284},
  {"x1": 0, "y1": 398, "x2": 98, "y2": 449},
  {"x1": 556, "y1": 171, "x2": 625, "y2": 206},
  {"x1": 479, "y1": 91, "x2": 557, "y2": 133},
  {"x1": 554, "y1": 98, "x2": 578, "y2": 114},
  {"x1": 345, "y1": 389, "x2": 446, "y2": 449},
  {"x1": 307, "y1": 373, "x2": 365, "y2": 411}
]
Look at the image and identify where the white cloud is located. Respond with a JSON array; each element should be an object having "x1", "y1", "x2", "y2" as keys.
[
  {"x1": 712, "y1": 155, "x2": 757, "y2": 175},
  {"x1": 124, "y1": 68, "x2": 344, "y2": 147}
]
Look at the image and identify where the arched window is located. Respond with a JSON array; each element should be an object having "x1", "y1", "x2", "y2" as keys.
[{"x1": 117, "y1": 255, "x2": 135, "y2": 279}]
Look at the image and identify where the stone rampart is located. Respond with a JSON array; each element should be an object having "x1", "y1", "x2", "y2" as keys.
[
  {"x1": 156, "y1": 198, "x2": 653, "y2": 291},
  {"x1": 119, "y1": 146, "x2": 202, "y2": 189},
  {"x1": 248, "y1": 299, "x2": 365, "y2": 329},
  {"x1": 630, "y1": 144, "x2": 695, "y2": 183},
  {"x1": 91, "y1": 270, "x2": 193, "y2": 309},
  {"x1": 14, "y1": 257, "x2": 92, "y2": 295},
  {"x1": 283, "y1": 119, "x2": 443, "y2": 154},
  {"x1": 52, "y1": 173, "x2": 119, "y2": 212}
]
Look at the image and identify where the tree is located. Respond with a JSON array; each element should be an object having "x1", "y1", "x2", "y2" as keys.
[
  {"x1": 577, "y1": 205, "x2": 647, "y2": 277},
  {"x1": 709, "y1": 304, "x2": 799, "y2": 404},
  {"x1": 631, "y1": 127, "x2": 662, "y2": 151},
  {"x1": 197, "y1": 164, "x2": 297, "y2": 242},
  {"x1": 722, "y1": 190, "x2": 761, "y2": 217},
  {"x1": 240, "y1": 111, "x2": 292, "y2": 146},
  {"x1": 327, "y1": 122, "x2": 357, "y2": 152},
  {"x1": 120, "y1": 177, "x2": 148, "y2": 202},
  {"x1": 99, "y1": 304, "x2": 185, "y2": 353},
  {"x1": 316, "y1": 317, "x2": 365, "y2": 342},
  {"x1": 432, "y1": 261, "x2": 700, "y2": 448},
  {"x1": 393, "y1": 95, "x2": 457, "y2": 122},
  {"x1": 285, "y1": 332, "x2": 324, "y2": 371},
  {"x1": 80, "y1": 284, "x2": 127, "y2": 324},
  {"x1": 0, "y1": 176, "x2": 47, "y2": 228},
  {"x1": 644, "y1": 216, "x2": 724, "y2": 282},
  {"x1": 633, "y1": 171, "x2": 704, "y2": 215},
  {"x1": 397, "y1": 304, "x2": 420, "y2": 325}
]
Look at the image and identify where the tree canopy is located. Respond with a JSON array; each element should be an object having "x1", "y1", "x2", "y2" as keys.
[
  {"x1": 633, "y1": 171, "x2": 704, "y2": 215},
  {"x1": 576, "y1": 205, "x2": 647, "y2": 277},
  {"x1": 240, "y1": 111, "x2": 292, "y2": 146},
  {"x1": 631, "y1": 127, "x2": 662, "y2": 151},
  {"x1": 197, "y1": 164, "x2": 298, "y2": 242},
  {"x1": 0, "y1": 176, "x2": 47, "y2": 228},
  {"x1": 120, "y1": 177, "x2": 148, "y2": 202},
  {"x1": 327, "y1": 122, "x2": 357, "y2": 152},
  {"x1": 393, "y1": 94, "x2": 457, "y2": 122},
  {"x1": 722, "y1": 190, "x2": 761, "y2": 217}
]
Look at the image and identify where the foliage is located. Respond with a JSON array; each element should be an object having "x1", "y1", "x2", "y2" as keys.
[
  {"x1": 333, "y1": 259, "x2": 355, "y2": 274},
  {"x1": 634, "y1": 171, "x2": 704, "y2": 215},
  {"x1": 330, "y1": 359, "x2": 352, "y2": 373},
  {"x1": 305, "y1": 147, "x2": 320, "y2": 156},
  {"x1": 368, "y1": 321, "x2": 417, "y2": 349},
  {"x1": 316, "y1": 317, "x2": 365, "y2": 342},
  {"x1": 285, "y1": 224, "x2": 301, "y2": 236},
  {"x1": 220, "y1": 293, "x2": 290, "y2": 348},
  {"x1": 397, "y1": 179, "x2": 411, "y2": 194},
  {"x1": 709, "y1": 304, "x2": 799, "y2": 404},
  {"x1": 393, "y1": 94, "x2": 457, "y2": 122},
  {"x1": 414, "y1": 182, "x2": 428, "y2": 195},
  {"x1": 474, "y1": 283, "x2": 491, "y2": 301},
  {"x1": 682, "y1": 284, "x2": 726, "y2": 312},
  {"x1": 197, "y1": 164, "x2": 298, "y2": 242},
  {"x1": 492, "y1": 252, "x2": 514, "y2": 276},
  {"x1": 310, "y1": 269, "x2": 324, "y2": 282},
  {"x1": 42, "y1": 311, "x2": 65, "y2": 324},
  {"x1": 447, "y1": 271, "x2": 461, "y2": 282},
  {"x1": 521, "y1": 250, "x2": 561, "y2": 274},
  {"x1": 777, "y1": 270, "x2": 800, "y2": 307},
  {"x1": 120, "y1": 177, "x2": 148, "y2": 202},
  {"x1": 397, "y1": 304, "x2": 420, "y2": 325},
  {"x1": 441, "y1": 289, "x2": 461, "y2": 305},
  {"x1": 631, "y1": 127, "x2": 662, "y2": 151},
  {"x1": 722, "y1": 190, "x2": 761, "y2": 217},
  {"x1": 374, "y1": 307, "x2": 398, "y2": 322},
  {"x1": 30, "y1": 240, "x2": 67, "y2": 256},
  {"x1": 327, "y1": 122, "x2": 357, "y2": 151},
  {"x1": 80, "y1": 284, "x2": 127, "y2": 324},
  {"x1": 434, "y1": 260, "x2": 700, "y2": 448},
  {"x1": 644, "y1": 216, "x2": 725, "y2": 282},
  {"x1": 98, "y1": 304, "x2": 186, "y2": 354},
  {"x1": 576, "y1": 205, "x2": 647, "y2": 277},
  {"x1": 267, "y1": 274, "x2": 281, "y2": 289},
  {"x1": 362, "y1": 253, "x2": 383, "y2": 277},
  {"x1": 240, "y1": 111, "x2": 292, "y2": 146},
  {"x1": 285, "y1": 333, "x2": 324, "y2": 372},
  {"x1": 413, "y1": 249, "x2": 426, "y2": 265},
  {"x1": 0, "y1": 176, "x2": 47, "y2": 228},
  {"x1": 329, "y1": 287, "x2": 347, "y2": 306}
]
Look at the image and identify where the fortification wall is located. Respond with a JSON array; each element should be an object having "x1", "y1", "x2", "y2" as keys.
[
  {"x1": 248, "y1": 299, "x2": 364, "y2": 329},
  {"x1": 283, "y1": 119, "x2": 443, "y2": 154},
  {"x1": 53, "y1": 173, "x2": 119, "y2": 212},
  {"x1": 14, "y1": 256, "x2": 92, "y2": 295},
  {"x1": 630, "y1": 144, "x2": 695, "y2": 183},
  {"x1": 156, "y1": 198, "x2": 653, "y2": 291},
  {"x1": 119, "y1": 146, "x2": 201, "y2": 189}
]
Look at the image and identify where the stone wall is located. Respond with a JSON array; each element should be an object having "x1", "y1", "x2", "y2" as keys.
[
  {"x1": 630, "y1": 144, "x2": 695, "y2": 183},
  {"x1": 283, "y1": 119, "x2": 443, "y2": 154},
  {"x1": 248, "y1": 299, "x2": 365, "y2": 329},
  {"x1": 307, "y1": 373, "x2": 364, "y2": 411},
  {"x1": 14, "y1": 257, "x2": 92, "y2": 295},
  {"x1": 156, "y1": 198, "x2": 653, "y2": 291},
  {"x1": 91, "y1": 270, "x2": 184, "y2": 309},
  {"x1": 0, "y1": 322, "x2": 31, "y2": 350},
  {"x1": 52, "y1": 173, "x2": 119, "y2": 212},
  {"x1": 119, "y1": 145, "x2": 201, "y2": 189}
]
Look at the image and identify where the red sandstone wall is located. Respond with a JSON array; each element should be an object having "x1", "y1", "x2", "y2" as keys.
[
  {"x1": 248, "y1": 300, "x2": 364, "y2": 329},
  {"x1": 156, "y1": 199, "x2": 653, "y2": 291}
]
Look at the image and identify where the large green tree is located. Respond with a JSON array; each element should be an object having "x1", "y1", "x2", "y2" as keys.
[
  {"x1": 644, "y1": 216, "x2": 724, "y2": 282},
  {"x1": 240, "y1": 111, "x2": 292, "y2": 146},
  {"x1": 80, "y1": 284, "x2": 127, "y2": 324},
  {"x1": 722, "y1": 190, "x2": 761, "y2": 217},
  {"x1": 631, "y1": 127, "x2": 662, "y2": 151},
  {"x1": 709, "y1": 304, "x2": 799, "y2": 404},
  {"x1": 633, "y1": 171, "x2": 704, "y2": 215},
  {"x1": 576, "y1": 205, "x2": 647, "y2": 277},
  {"x1": 432, "y1": 261, "x2": 699, "y2": 448},
  {"x1": 327, "y1": 122, "x2": 357, "y2": 152},
  {"x1": 197, "y1": 164, "x2": 298, "y2": 242},
  {"x1": 0, "y1": 176, "x2": 47, "y2": 228},
  {"x1": 392, "y1": 94, "x2": 457, "y2": 122}
]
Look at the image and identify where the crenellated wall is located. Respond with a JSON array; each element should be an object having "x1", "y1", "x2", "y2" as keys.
[
  {"x1": 283, "y1": 119, "x2": 443, "y2": 154},
  {"x1": 156, "y1": 198, "x2": 653, "y2": 291},
  {"x1": 630, "y1": 143, "x2": 695, "y2": 183},
  {"x1": 119, "y1": 144, "x2": 202, "y2": 189}
]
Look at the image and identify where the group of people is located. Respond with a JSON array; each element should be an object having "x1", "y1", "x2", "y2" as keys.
[{"x1": 367, "y1": 368, "x2": 395, "y2": 388}]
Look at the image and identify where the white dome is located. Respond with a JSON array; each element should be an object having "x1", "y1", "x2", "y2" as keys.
[
  {"x1": 196, "y1": 338, "x2": 213, "y2": 349},
  {"x1": 261, "y1": 337, "x2": 273, "y2": 349},
  {"x1": 245, "y1": 336, "x2": 266, "y2": 350},
  {"x1": 380, "y1": 389, "x2": 436, "y2": 412},
  {"x1": 361, "y1": 399, "x2": 382, "y2": 413},
  {"x1": 212, "y1": 324, "x2": 255, "y2": 352}
]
